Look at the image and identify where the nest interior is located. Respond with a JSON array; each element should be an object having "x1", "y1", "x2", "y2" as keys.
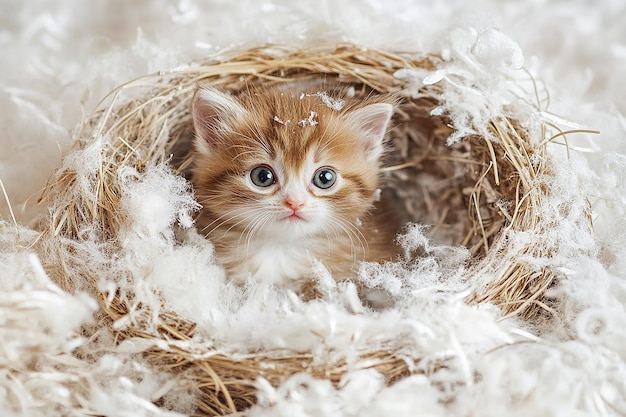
[{"x1": 39, "y1": 44, "x2": 562, "y2": 416}]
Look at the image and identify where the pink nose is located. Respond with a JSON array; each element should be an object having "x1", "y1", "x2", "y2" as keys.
[{"x1": 284, "y1": 198, "x2": 305, "y2": 210}]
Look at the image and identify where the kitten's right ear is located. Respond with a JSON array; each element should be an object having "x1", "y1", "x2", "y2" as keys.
[
  {"x1": 192, "y1": 87, "x2": 246, "y2": 154},
  {"x1": 346, "y1": 102, "x2": 394, "y2": 162}
]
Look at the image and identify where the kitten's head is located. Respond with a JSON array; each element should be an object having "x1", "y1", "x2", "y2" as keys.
[{"x1": 191, "y1": 86, "x2": 393, "y2": 240}]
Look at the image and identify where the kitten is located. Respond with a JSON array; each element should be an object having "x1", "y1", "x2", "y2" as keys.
[{"x1": 191, "y1": 84, "x2": 398, "y2": 289}]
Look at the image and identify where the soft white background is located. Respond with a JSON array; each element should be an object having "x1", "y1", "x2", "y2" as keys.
[{"x1": 1, "y1": 1, "x2": 626, "y2": 416}]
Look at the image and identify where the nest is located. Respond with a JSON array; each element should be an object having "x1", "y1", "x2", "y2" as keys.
[{"x1": 39, "y1": 44, "x2": 567, "y2": 415}]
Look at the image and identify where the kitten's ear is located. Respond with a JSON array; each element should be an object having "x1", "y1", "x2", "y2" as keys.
[
  {"x1": 192, "y1": 87, "x2": 246, "y2": 154},
  {"x1": 346, "y1": 103, "x2": 393, "y2": 162}
]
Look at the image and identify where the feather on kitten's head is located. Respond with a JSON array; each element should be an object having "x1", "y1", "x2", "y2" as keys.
[{"x1": 191, "y1": 85, "x2": 393, "y2": 246}]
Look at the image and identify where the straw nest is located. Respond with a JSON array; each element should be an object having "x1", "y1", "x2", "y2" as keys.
[{"x1": 39, "y1": 44, "x2": 572, "y2": 415}]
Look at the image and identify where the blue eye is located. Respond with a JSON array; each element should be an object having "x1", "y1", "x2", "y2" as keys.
[
  {"x1": 250, "y1": 166, "x2": 276, "y2": 187},
  {"x1": 312, "y1": 168, "x2": 337, "y2": 189}
]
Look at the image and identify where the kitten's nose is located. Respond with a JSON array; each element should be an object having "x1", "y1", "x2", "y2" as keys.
[{"x1": 284, "y1": 198, "x2": 305, "y2": 210}]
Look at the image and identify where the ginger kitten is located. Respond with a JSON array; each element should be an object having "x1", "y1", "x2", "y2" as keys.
[{"x1": 191, "y1": 84, "x2": 398, "y2": 289}]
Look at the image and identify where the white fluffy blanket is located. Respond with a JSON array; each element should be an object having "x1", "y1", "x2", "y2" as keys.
[{"x1": 1, "y1": 1, "x2": 625, "y2": 416}]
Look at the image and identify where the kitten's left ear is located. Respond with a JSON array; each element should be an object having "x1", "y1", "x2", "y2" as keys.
[{"x1": 346, "y1": 103, "x2": 393, "y2": 162}]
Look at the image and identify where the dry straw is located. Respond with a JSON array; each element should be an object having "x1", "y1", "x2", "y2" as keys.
[{"x1": 39, "y1": 44, "x2": 579, "y2": 415}]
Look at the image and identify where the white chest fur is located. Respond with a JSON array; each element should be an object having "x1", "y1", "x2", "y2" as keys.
[{"x1": 222, "y1": 236, "x2": 321, "y2": 286}]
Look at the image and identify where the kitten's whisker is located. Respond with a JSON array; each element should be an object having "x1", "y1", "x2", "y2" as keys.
[
  {"x1": 246, "y1": 119, "x2": 273, "y2": 156},
  {"x1": 211, "y1": 214, "x2": 263, "y2": 242},
  {"x1": 345, "y1": 218, "x2": 370, "y2": 254},
  {"x1": 196, "y1": 196, "x2": 262, "y2": 231},
  {"x1": 201, "y1": 206, "x2": 269, "y2": 238},
  {"x1": 321, "y1": 223, "x2": 344, "y2": 259},
  {"x1": 233, "y1": 211, "x2": 272, "y2": 259},
  {"x1": 329, "y1": 219, "x2": 361, "y2": 263},
  {"x1": 237, "y1": 210, "x2": 265, "y2": 248},
  {"x1": 227, "y1": 143, "x2": 255, "y2": 151},
  {"x1": 232, "y1": 152, "x2": 259, "y2": 162},
  {"x1": 199, "y1": 206, "x2": 251, "y2": 232},
  {"x1": 216, "y1": 208, "x2": 269, "y2": 236},
  {"x1": 228, "y1": 130, "x2": 273, "y2": 156},
  {"x1": 327, "y1": 214, "x2": 368, "y2": 261},
  {"x1": 316, "y1": 121, "x2": 341, "y2": 155},
  {"x1": 241, "y1": 213, "x2": 273, "y2": 259},
  {"x1": 316, "y1": 139, "x2": 345, "y2": 158}
]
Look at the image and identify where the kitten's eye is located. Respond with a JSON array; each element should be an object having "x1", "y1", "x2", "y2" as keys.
[
  {"x1": 250, "y1": 166, "x2": 276, "y2": 187},
  {"x1": 312, "y1": 168, "x2": 337, "y2": 189}
]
